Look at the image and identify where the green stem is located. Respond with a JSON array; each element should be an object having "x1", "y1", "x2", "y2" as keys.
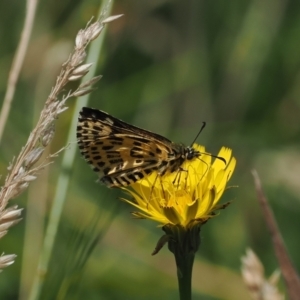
[
  {"x1": 175, "y1": 251, "x2": 195, "y2": 300},
  {"x1": 163, "y1": 224, "x2": 201, "y2": 300}
]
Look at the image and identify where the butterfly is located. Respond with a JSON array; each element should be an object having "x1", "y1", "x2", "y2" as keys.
[{"x1": 77, "y1": 107, "x2": 223, "y2": 187}]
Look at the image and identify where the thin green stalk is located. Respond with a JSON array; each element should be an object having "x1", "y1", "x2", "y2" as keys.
[{"x1": 28, "y1": 1, "x2": 114, "y2": 299}]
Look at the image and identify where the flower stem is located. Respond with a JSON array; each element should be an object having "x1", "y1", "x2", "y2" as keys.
[
  {"x1": 175, "y1": 251, "x2": 195, "y2": 300},
  {"x1": 163, "y1": 224, "x2": 201, "y2": 300}
]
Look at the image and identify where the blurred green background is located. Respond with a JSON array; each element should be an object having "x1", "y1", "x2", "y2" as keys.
[{"x1": 0, "y1": 0, "x2": 299, "y2": 299}]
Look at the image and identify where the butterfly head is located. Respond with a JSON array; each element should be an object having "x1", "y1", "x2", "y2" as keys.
[{"x1": 184, "y1": 146, "x2": 200, "y2": 160}]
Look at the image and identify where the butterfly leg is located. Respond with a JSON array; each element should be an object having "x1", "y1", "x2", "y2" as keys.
[
  {"x1": 172, "y1": 167, "x2": 188, "y2": 188},
  {"x1": 195, "y1": 157, "x2": 209, "y2": 181},
  {"x1": 148, "y1": 174, "x2": 167, "y2": 207},
  {"x1": 158, "y1": 175, "x2": 167, "y2": 200}
]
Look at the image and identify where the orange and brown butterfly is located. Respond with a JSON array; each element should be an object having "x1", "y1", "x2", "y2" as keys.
[{"x1": 77, "y1": 107, "x2": 222, "y2": 187}]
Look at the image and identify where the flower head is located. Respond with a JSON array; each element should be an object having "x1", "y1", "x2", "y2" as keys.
[{"x1": 122, "y1": 145, "x2": 236, "y2": 229}]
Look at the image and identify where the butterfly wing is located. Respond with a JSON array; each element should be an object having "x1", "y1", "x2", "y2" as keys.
[
  {"x1": 77, "y1": 107, "x2": 178, "y2": 187},
  {"x1": 79, "y1": 107, "x2": 175, "y2": 144}
]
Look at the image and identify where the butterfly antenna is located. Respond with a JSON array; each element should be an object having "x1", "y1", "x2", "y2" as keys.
[
  {"x1": 202, "y1": 152, "x2": 227, "y2": 164},
  {"x1": 190, "y1": 122, "x2": 226, "y2": 165},
  {"x1": 190, "y1": 122, "x2": 206, "y2": 147}
]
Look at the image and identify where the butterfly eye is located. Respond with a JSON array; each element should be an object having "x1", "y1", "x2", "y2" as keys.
[{"x1": 186, "y1": 147, "x2": 197, "y2": 160}]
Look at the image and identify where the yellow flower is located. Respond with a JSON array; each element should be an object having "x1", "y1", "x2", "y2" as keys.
[{"x1": 122, "y1": 145, "x2": 236, "y2": 228}]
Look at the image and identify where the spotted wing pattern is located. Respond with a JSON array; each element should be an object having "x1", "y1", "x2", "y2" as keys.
[{"x1": 77, "y1": 107, "x2": 200, "y2": 187}]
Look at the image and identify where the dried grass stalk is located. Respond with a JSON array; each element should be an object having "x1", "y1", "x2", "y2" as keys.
[
  {"x1": 0, "y1": 13, "x2": 122, "y2": 271},
  {"x1": 241, "y1": 248, "x2": 284, "y2": 300}
]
